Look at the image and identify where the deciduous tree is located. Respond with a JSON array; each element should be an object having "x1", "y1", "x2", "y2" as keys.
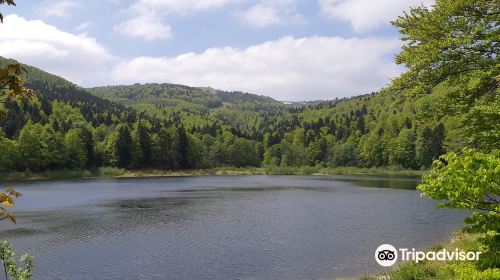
[{"x1": 395, "y1": 0, "x2": 499, "y2": 269}]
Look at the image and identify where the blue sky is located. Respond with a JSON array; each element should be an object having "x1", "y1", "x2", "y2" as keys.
[{"x1": 0, "y1": 0, "x2": 433, "y2": 101}]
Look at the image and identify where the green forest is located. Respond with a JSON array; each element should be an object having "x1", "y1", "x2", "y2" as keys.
[
  {"x1": 0, "y1": 56, "x2": 459, "y2": 173},
  {"x1": 0, "y1": 0, "x2": 498, "y2": 279}
]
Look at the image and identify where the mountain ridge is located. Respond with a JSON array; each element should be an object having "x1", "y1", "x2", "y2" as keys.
[{"x1": 0, "y1": 56, "x2": 461, "y2": 172}]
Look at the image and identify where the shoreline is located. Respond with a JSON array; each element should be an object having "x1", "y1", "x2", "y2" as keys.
[
  {"x1": 361, "y1": 231, "x2": 498, "y2": 280},
  {"x1": 0, "y1": 166, "x2": 426, "y2": 182}
]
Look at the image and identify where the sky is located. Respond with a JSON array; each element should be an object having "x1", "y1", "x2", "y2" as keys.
[{"x1": 0, "y1": 0, "x2": 434, "y2": 101}]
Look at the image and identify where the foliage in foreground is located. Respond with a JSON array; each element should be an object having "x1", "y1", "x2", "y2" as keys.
[
  {"x1": 0, "y1": 241, "x2": 33, "y2": 280},
  {"x1": 363, "y1": 262, "x2": 500, "y2": 280},
  {"x1": 0, "y1": 5, "x2": 34, "y2": 279},
  {"x1": 0, "y1": 188, "x2": 21, "y2": 224},
  {"x1": 390, "y1": 0, "x2": 500, "y2": 276},
  {"x1": 362, "y1": 233, "x2": 500, "y2": 280},
  {"x1": 0, "y1": 173, "x2": 32, "y2": 280},
  {"x1": 419, "y1": 149, "x2": 500, "y2": 269}
]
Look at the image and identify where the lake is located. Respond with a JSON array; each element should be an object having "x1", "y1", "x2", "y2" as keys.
[{"x1": 0, "y1": 175, "x2": 467, "y2": 279}]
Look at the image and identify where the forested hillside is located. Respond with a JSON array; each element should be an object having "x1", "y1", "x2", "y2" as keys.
[
  {"x1": 0, "y1": 57, "x2": 139, "y2": 137},
  {"x1": 0, "y1": 56, "x2": 465, "y2": 172},
  {"x1": 89, "y1": 83, "x2": 287, "y2": 139}
]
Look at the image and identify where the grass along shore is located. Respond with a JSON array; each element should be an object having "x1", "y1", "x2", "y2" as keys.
[
  {"x1": 0, "y1": 166, "x2": 426, "y2": 181},
  {"x1": 361, "y1": 232, "x2": 500, "y2": 280}
]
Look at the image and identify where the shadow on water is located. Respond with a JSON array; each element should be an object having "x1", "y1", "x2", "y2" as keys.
[
  {"x1": 171, "y1": 186, "x2": 319, "y2": 193},
  {"x1": 0, "y1": 227, "x2": 43, "y2": 239},
  {"x1": 328, "y1": 176, "x2": 420, "y2": 190},
  {"x1": 100, "y1": 196, "x2": 225, "y2": 233}
]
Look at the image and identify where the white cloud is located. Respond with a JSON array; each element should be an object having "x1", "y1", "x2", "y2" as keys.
[
  {"x1": 75, "y1": 21, "x2": 92, "y2": 31},
  {"x1": 115, "y1": 0, "x2": 237, "y2": 40},
  {"x1": 319, "y1": 0, "x2": 434, "y2": 32},
  {"x1": 0, "y1": 14, "x2": 113, "y2": 86},
  {"x1": 239, "y1": 0, "x2": 303, "y2": 27},
  {"x1": 114, "y1": 14, "x2": 172, "y2": 41},
  {"x1": 40, "y1": 0, "x2": 78, "y2": 18},
  {"x1": 129, "y1": 0, "x2": 236, "y2": 15},
  {"x1": 110, "y1": 36, "x2": 403, "y2": 101},
  {"x1": 240, "y1": 5, "x2": 282, "y2": 27}
]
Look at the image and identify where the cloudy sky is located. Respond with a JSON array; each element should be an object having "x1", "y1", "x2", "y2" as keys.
[{"x1": 0, "y1": 0, "x2": 433, "y2": 101}]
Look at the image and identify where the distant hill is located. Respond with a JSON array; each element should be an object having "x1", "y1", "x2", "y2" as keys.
[
  {"x1": 88, "y1": 83, "x2": 289, "y2": 135},
  {"x1": 0, "y1": 56, "x2": 464, "y2": 171},
  {"x1": 89, "y1": 83, "x2": 283, "y2": 109},
  {"x1": 0, "y1": 56, "x2": 137, "y2": 127}
]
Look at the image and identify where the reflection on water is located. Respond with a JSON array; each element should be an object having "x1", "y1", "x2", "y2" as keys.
[
  {"x1": 330, "y1": 175, "x2": 420, "y2": 189},
  {"x1": 0, "y1": 175, "x2": 466, "y2": 280}
]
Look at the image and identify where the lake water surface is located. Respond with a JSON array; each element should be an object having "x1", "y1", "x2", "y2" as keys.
[{"x1": 0, "y1": 175, "x2": 467, "y2": 279}]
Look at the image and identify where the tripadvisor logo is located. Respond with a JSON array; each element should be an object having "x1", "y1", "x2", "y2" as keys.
[
  {"x1": 375, "y1": 244, "x2": 481, "y2": 267},
  {"x1": 375, "y1": 244, "x2": 398, "y2": 267}
]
